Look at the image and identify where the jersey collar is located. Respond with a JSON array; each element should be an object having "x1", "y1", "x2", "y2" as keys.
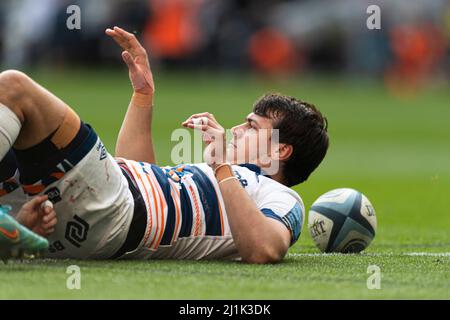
[{"x1": 238, "y1": 163, "x2": 271, "y2": 178}]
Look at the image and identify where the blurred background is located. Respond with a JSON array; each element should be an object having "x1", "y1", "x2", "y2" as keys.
[
  {"x1": 1, "y1": 0, "x2": 449, "y2": 86},
  {"x1": 0, "y1": 0, "x2": 448, "y2": 250}
]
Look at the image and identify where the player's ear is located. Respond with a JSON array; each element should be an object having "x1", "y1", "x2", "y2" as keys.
[{"x1": 275, "y1": 143, "x2": 293, "y2": 161}]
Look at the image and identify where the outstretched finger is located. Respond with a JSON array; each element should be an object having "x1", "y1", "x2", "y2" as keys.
[
  {"x1": 183, "y1": 113, "x2": 220, "y2": 129},
  {"x1": 106, "y1": 28, "x2": 131, "y2": 50},
  {"x1": 114, "y1": 26, "x2": 138, "y2": 41},
  {"x1": 184, "y1": 121, "x2": 206, "y2": 130},
  {"x1": 190, "y1": 112, "x2": 218, "y2": 122},
  {"x1": 114, "y1": 27, "x2": 147, "y2": 57},
  {"x1": 184, "y1": 122, "x2": 223, "y2": 136}
]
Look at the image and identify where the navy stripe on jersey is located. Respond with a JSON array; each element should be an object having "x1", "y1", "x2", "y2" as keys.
[
  {"x1": 281, "y1": 203, "x2": 303, "y2": 244},
  {"x1": 261, "y1": 203, "x2": 303, "y2": 245},
  {"x1": 150, "y1": 165, "x2": 176, "y2": 246},
  {"x1": 184, "y1": 166, "x2": 223, "y2": 236},
  {"x1": 261, "y1": 208, "x2": 285, "y2": 225},
  {"x1": 178, "y1": 182, "x2": 193, "y2": 238}
]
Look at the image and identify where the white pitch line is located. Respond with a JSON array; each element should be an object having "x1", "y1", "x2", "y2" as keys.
[
  {"x1": 288, "y1": 252, "x2": 450, "y2": 257},
  {"x1": 404, "y1": 252, "x2": 450, "y2": 257}
]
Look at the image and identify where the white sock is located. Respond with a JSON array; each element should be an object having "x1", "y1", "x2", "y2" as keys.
[{"x1": 0, "y1": 103, "x2": 21, "y2": 160}]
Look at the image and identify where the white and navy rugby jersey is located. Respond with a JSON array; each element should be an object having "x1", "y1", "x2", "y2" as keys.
[{"x1": 118, "y1": 160, "x2": 305, "y2": 260}]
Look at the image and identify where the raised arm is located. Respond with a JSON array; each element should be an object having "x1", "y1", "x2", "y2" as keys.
[{"x1": 106, "y1": 26, "x2": 156, "y2": 163}]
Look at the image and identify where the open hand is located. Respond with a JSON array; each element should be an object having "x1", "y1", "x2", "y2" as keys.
[{"x1": 106, "y1": 26, "x2": 155, "y2": 96}]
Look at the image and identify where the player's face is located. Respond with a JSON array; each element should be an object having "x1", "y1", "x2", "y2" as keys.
[{"x1": 227, "y1": 113, "x2": 276, "y2": 168}]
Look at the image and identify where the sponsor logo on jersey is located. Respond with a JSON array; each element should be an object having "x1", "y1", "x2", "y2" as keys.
[
  {"x1": 97, "y1": 142, "x2": 107, "y2": 161},
  {"x1": 45, "y1": 187, "x2": 62, "y2": 204},
  {"x1": 65, "y1": 215, "x2": 90, "y2": 248}
]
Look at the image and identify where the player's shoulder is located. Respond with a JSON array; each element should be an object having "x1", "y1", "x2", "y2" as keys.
[{"x1": 233, "y1": 165, "x2": 305, "y2": 245}]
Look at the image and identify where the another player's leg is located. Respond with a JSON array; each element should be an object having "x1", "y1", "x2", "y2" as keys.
[
  {"x1": 0, "y1": 71, "x2": 63, "y2": 259},
  {"x1": 0, "y1": 70, "x2": 134, "y2": 259},
  {"x1": 0, "y1": 204, "x2": 48, "y2": 260},
  {"x1": 0, "y1": 70, "x2": 71, "y2": 158},
  {"x1": 0, "y1": 69, "x2": 70, "y2": 215}
]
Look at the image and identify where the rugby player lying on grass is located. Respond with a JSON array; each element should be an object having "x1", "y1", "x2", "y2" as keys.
[{"x1": 0, "y1": 27, "x2": 328, "y2": 263}]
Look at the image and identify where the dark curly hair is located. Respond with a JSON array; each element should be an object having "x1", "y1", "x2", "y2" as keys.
[{"x1": 253, "y1": 93, "x2": 329, "y2": 187}]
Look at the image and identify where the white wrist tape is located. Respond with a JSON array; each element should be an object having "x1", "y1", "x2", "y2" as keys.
[
  {"x1": 41, "y1": 200, "x2": 54, "y2": 210},
  {"x1": 192, "y1": 117, "x2": 208, "y2": 129}
]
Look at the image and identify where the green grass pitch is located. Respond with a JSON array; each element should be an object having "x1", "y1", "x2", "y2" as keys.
[{"x1": 0, "y1": 69, "x2": 449, "y2": 299}]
